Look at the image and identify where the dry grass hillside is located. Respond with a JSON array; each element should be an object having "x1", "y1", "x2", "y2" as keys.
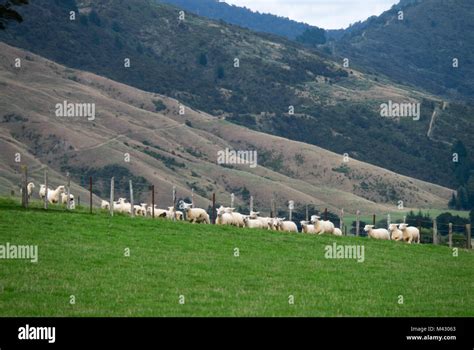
[{"x1": 0, "y1": 43, "x2": 452, "y2": 214}]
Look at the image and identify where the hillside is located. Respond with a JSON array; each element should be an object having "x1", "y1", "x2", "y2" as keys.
[
  {"x1": 157, "y1": 0, "x2": 318, "y2": 40},
  {"x1": 0, "y1": 42, "x2": 453, "y2": 213},
  {"x1": 331, "y1": 0, "x2": 474, "y2": 102},
  {"x1": 0, "y1": 0, "x2": 472, "y2": 190},
  {"x1": 0, "y1": 198, "x2": 472, "y2": 316}
]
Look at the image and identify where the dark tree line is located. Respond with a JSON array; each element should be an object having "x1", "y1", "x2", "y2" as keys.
[{"x1": 0, "y1": 0, "x2": 28, "y2": 30}]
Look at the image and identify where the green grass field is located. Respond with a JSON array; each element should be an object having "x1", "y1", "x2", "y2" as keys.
[{"x1": 0, "y1": 198, "x2": 472, "y2": 317}]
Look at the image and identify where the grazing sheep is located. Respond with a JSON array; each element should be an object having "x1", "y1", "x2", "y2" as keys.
[
  {"x1": 182, "y1": 202, "x2": 210, "y2": 224},
  {"x1": 300, "y1": 221, "x2": 316, "y2": 234},
  {"x1": 243, "y1": 216, "x2": 266, "y2": 229},
  {"x1": 176, "y1": 210, "x2": 184, "y2": 220},
  {"x1": 140, "y1": 203, "x2": 148, "y2": 217},
  {"x1": 47, "y1": 186, "x2": 66, "y2": 204},
  {"x1": 101, "y1": 200, "x2": 110, "y2": 210},
  {"x1": 114, "y1": 198, "x2": 132, "y2": 214},
  {"x1": 310, "y1": 215, "x2": 335, "y2": 235},
  {"x1": 39, "y1": 184, "x2": 46, "y2": 199},
  {"x1": 27, "y1": 182, "x2": 35, "y2": 198},
  {"x1": 333, "y1": 228, "x2": 343, "y2": 236},
  {"x1": 249, "y1": 211, "x2": 272, "y2": 229},
  {"x1": 398, "y1": 223, "x2": 420, "y2": 244},
  {"x1": 388, "y1": 223, "x2": 403, "y2": 241},
  {"x1": 364, "y1": 225, "x2": 390, "y2": 240},
  {"x1": 216, "y1": 206, "x2": 235, "y2": 226},
  {"x1": 60, "y1": 193, "x2": 75, "y2": 209},
  {"x1": 133, "y1": 205, "x2": 144, "y2": 216},
  {"x1": 274, "y1": 218, "x2": 298, "y2": 233},
  {"x1": 147, "y1": 205, "x2": 167, "y2": 218}
]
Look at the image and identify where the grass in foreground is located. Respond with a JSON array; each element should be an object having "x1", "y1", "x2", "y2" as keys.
[{"x1": 0, "y1": 198, "x2": 473, "y2": 317}]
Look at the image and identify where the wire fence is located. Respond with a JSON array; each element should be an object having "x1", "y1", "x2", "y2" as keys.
[{"x1": 9, "y1": 164, "x2": 473, "y2": 249}]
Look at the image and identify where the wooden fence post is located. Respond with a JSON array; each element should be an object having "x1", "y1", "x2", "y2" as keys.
[
  {"x1": 387, "y1": 214, "x2": 391, "y2": 228},
  {"x1": 432, "y1": 219, "x2": 438, "y2": 245},
  {"x1": 324, "y1": 208, "x2": 328, "y2": 221},
  {"x1": 109, "y1": 177, "x2": 114, "y2": 217},
  {"x1": 212, "y1": 193, "x2": 216, "y2": 224},
  {"x1": 230, "y1": 193, "x2": 234, "y2": 208},
  {"x1": 305, "y1": 205, "x2": 308, "y2": 222},
  {"x1": 66, "y1": 171, "x2": 71, "y2": 210},
  {"x1": 129, "y1": 180, "x2": 135, "y2": 218},
  {"x1": 21, "y1": 165, "x2": 28, "y2": 208},
  {"x1": 89, "y1": 176, "x2": 92, "y2": 214},
  {"x1": 356, "y1": 210, "x2": 360, "y2": 236},
  {"x1": 372, "y1": 214, "x2": 376, "y2": 226},
  {"x1": 191, "y1": 188, "x2": 194, "y2": 208},
  {"x1": 151, "y1": 185, "x2": 155, "y2": 219},
  {"x1": 44, "y1": 169, "x2": 48, "y2": 210},
  {"x1": 173, "y1": 185, "x2": 177, "y2": 221},
  {"x1": 250, "y1": 196, "x2": 254, "y2": 213},
  {"x1": 467, "y1": 224, "x2": 472, "y2": 249},
  {"x1": 340, "y1": 208, "x2": 344, "y2": 235},
  {"x1": 77, "y1": 195, "x2": 80, "y2": 207},
  {"x1": 448, "y1": 223, "x2": 453, "y2": 248}
]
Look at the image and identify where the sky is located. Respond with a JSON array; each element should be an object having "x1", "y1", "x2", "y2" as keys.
[{"x1": 222, "y1": 0, "x2": 400, "y2": 29}]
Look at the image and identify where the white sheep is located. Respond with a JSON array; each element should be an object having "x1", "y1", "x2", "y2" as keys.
[
  {"x1": 300, "y1": 220, "x2": 316, "y2": 234},
  {"x1": 388, "y1": 223, "x2": 403, "y2": 241},
  {"x1": 398, "y1": 223, "x2": 420, "y2": 244},
  {"x1": 216, "y1": 206, "x2": 235, "y2": 226},
  {"x1": 47, "y1": 185, "x2": 65, "y2": 204},
  {"x1": 273, "y1": 218, "x2": 298, "y2": 233},
  {"x1": 310, "y1": 215, "x2": 335, "y2": 234},
  {"x1": 61, "y1": 193, "x2": 75, "y2": 209},
  {"x1": 39, "y1": 184, "x2": 46, "y2": 199},
  {"x1": 176, "y1": 210, "x2": 184, "y2": 220},
  {"x1": 114, "y1": 198, "x2": 132, "y2": 214},
  {"x1": 333, "y1": 228, "x2": 343, "y2": 236},
  {"x1": 147, "y1": 205, "x2": 167, "y2": 218},
  {"x1": 101, "y1": 200, "x2": 110, "y2": 210},
  {"x1": 249, "y1": 211, "x2": 272, "y2": 229},
  {"x1": 243, "y1": 216, "x2": 266, "y2": 229},
  {"x1": 182, "y1": 202, "x2": 210, "y2": 224},
  {"x1": 133, "y1": 205, "x2": 144, "y2": 216},
  {"x1": 27, "y1": 182, "x2": 35, "y2": 198},
  {"x1": 364, "y1": 225, "x2": 390, "y2": 240}
]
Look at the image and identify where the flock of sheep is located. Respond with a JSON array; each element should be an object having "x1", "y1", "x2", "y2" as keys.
[{"x1": 23, "y1": 182, "x2": 421, "y2": 243}]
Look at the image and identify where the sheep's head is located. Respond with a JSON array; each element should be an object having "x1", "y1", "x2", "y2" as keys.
[
  {"x1": 243, "y1": 217, "x2": 249, "y2": 225},
  {"x1": 181, "y1": 202, "x2": 192, "y2": 211},
  {"x1": 398, "y1": 223, "x2": 408, "y2": 230},
  {"x1": 388, "y1": 224, "x2": 399, "y2": 231},
  {"x1": 57, "y1": 185, "x2": 66, "y2": 193},
  {"x1": 216, "y1": 206, "x2": 226, "y2": 217},
  {"x1": 310, "y1": 215, "x2": 320, "y2": 224},
  {"x1": 28, "y1": 183, "x2": 35, "y2": 188},
  {"x1": 300, "y1": 220, "x2": 309, "y2": 227},
  {"x1": 249, "y1": 211, "x2": 260, "y2": 219},
  {"x1": 363, "y1": 224, "x2": 374, "y2": 232}
]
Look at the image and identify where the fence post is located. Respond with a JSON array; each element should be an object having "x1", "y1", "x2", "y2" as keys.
[
  {"x1": 230, "y1": 193, "x2": 234, "y2": 208},
  {"x1": 109, "y1": 177, "x2": 114, "y2": 217},
  {"x1": 173, "y1": 185, "x2": 177, "y2": 221},
  {"x1": 466, "y1": 224, "x2": 472, "y2": 249},
  {"x1": 191, "y1": 188, "x2": 194, "y2": 208},
  {"x1": 129, "y1": 180, "x2": 135, "y2": 218},
  {"x1": 356, "y1": 210, "x2": 360, "y2": 236},
  {"x1": 403, "y1": 215, "x2": 406, "y2": 224},
  {"x1": 21, "y1": 165, "x2": 28, "y2": 208},
  {"x1": 212, "y1": 193, "x2": 216, "y2": 224},
  {"x1": 78, "y1": 195, "x2": 80, "y2": 207},
  {"x1": 250, "y1": 196, "x2": 254, "y2": 213},
  {"x1": 372, "y1": 214, "x2": 376, "y2": 226},
  {"x1": 89, "y1": 176, "x2": 92, "y2": 214},
  {"x1": 44, "y1": 169, "x2": 48, "y2": 210},
  {"x1": 305, "y1": 205, "x2": 308, "y2": 222},
  {"x1": 387, "y1": 214, "x2": 391, "y2": 228},
  {"x1": 448, "y1": 223, "x2": 453, "y2": 248},
  {"x1": 66, "y1": 171, "x2": 71, "y2": 210},
  {"x1": 324, "y1": 208, "x2": 328, "y2": 221},
  {"x1": 340, "y1": 208, "x2": 344, "y2": 235},
  {"x1": 432, "y1": 219, "x2": 438, "y2": 245},
  {"x1": 151, "y1": 185, "x2": 155, "y2": 219}
]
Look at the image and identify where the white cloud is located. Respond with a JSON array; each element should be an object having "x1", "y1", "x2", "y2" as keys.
[{"x1": 222, "y1": 0, "x2": 400, "y2": 29}]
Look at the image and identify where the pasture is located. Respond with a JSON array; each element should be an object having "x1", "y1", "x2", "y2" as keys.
[{"x1": 0, "y1": 198, "x2": 472, "y2": 316}]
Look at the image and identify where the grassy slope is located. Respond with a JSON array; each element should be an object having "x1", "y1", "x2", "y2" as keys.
[{"x1": 0, "y1": 198, "x2": 472, "y2": 317}]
